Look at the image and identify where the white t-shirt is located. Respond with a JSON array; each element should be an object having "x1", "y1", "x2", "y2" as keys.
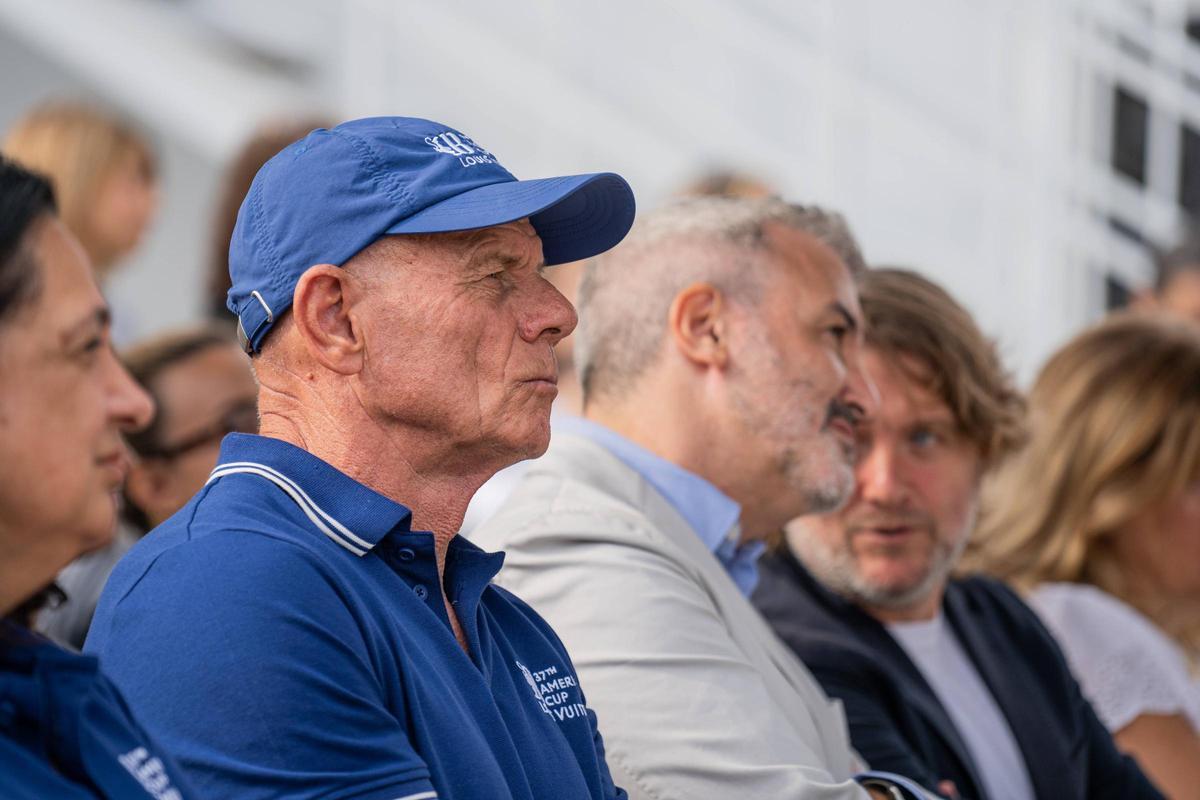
[
  {"x1": 1029, "y1": 582, "x2": 1200, "y2": 733},
  {"x1": 889, "y1": 614, "x2": 1036, "y2": 800}
]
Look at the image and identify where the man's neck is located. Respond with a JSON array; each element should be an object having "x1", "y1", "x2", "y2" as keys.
[
  {"x1": 258, "y1": 412, "x2": 490, "y2": 654},
  {"x1": 0, "y1": 534, "x2": 77, "y2": 619},
  {"x1": 584, "y1": 399, "x2": 784, "y2": 543}
]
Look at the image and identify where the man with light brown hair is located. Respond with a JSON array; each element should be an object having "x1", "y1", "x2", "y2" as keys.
[{"x1": 753, "y1": 268, "x2": 1163, "y2": 800}]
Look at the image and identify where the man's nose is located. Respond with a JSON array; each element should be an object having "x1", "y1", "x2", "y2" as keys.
[
  {"x1": 841, "y1": 343, "x2": 879, "y2": 421},
  {"x1": 108, "y1": 353, "x2": 154, "y2": 433},
  {"x1": 857, "y1": 441, "x2": 905, "y2": 506},
  {"x1": 520, "y1": 274, "x2": 579, "y2": 345}
]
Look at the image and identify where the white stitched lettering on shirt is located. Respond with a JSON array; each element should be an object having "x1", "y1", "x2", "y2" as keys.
[{"x1": 117, "y1": 746, "x2": 182, "y2": 800}]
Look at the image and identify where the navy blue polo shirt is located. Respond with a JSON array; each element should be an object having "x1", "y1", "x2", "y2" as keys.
[
  {"x1": 0, "y1": 623, "x2": 193, "y2": 799},
  {"x1": 86, "y1": 434, "x2": 626, "y2": 800}
]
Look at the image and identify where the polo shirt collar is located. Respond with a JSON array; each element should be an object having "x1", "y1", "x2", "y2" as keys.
[{"x1": 210, "y1": 433, "x2": 413, "y2": 556}]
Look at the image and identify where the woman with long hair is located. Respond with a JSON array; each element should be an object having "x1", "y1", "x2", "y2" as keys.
[
  {"x1": 2, "y1": 101, "x2": 157, "y2": 279},
  {"x1": 0, "y1": 156, "x2": 191, "y2": 798},
  {"x1": 969, "y1": 312, "x2": 1200, "y2": 799}
]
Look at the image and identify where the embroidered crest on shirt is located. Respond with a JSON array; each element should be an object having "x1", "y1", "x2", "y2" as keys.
[{"x1": 515, "y1": 660, "x2": 589, "y2": 722}]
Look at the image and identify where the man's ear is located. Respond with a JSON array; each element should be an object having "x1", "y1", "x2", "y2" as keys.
[
  {"x1": 291, "y1": 264, "x2": 365, "y2": 375},
  {"x1": 668, "y1": 282, "x2": 730, "y2": 370}
]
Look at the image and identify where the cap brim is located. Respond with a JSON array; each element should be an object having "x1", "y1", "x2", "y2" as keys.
[{"x1": 384, "y1": 172, "x2": 635, "y2": 265}]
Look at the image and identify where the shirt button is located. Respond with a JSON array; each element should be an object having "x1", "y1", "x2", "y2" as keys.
[
  {"x1": 397, "y1": 548, "x2": 416, "y2": 562},
  {"x1": 413, "y1": 584, "x2": 429, "y2": 601}
]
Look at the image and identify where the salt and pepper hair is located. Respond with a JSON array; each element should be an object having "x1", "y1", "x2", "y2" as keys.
[{"x1": 575, "y1": 196, "x2": 864, "y2": 405}]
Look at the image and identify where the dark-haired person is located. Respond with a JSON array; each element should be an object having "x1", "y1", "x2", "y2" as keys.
[
  {"x1": 753, "y1": 268, "x2": 1162, "y2": 799},
  {"x1": 38, "y1": 326, "x2": 257, "y2": 649},
  {"x1": 0, "y1": 156, "x2": 192, "y2": 798}
]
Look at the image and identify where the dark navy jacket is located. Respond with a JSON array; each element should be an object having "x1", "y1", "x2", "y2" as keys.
[
  {"x1": 752, "y1": 547, "x2": 1163, "y2": 800},
  {"x1": 0, "y1": 623, "x2": 193, "y2": 799}
]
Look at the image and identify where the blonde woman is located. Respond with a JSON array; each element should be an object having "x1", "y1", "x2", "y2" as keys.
[
  {"x1": 2, "y1": 101, "x2": 157, "y2": 278},
  {"x1": 970, "y1": 313, "x2": 1200, "y2": 799}
]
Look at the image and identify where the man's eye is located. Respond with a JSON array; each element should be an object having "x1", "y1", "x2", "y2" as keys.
[
  {"x1": 910, "y1": 428, "x2": 940, "y2": 448},
  {"x1": 79, "y1": 336, "x2": 105, "y2": 356},
  {"x1": 827, "y1": 325, "x2": 848, "y2": 342}
]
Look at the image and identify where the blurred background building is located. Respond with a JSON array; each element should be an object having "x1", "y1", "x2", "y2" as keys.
[{"x1": 1, "y1": 0, "x2": 1197, "y2": 380}]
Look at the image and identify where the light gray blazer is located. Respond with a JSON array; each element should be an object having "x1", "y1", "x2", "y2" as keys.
[{"x1": 473, "y1": 432, "x2": 871, "y2": 800}]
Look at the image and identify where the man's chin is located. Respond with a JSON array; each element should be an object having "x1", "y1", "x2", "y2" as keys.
[
  {"x1": 853, "y1": 563, "x2": 940, "y2": 606},
  {"x1": 500, "y1": 429, "x2": 553, "y2": 464},
  {"x1": 76, "y1": 500, "x2": 120, "y2": 556},
  {"x1": 798, "y1": 466, "x2": 855, "y2": 516}
]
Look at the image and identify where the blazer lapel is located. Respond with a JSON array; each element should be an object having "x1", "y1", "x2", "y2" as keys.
[
  {"x1": 943, "y1": 585, "x2": 1067, "y2": 799},
  {"x1": 786, "y1": 554, "x2": 988, "y2": 796}
]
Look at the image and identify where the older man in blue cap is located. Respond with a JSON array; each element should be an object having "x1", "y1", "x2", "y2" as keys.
[{"x1": 87, "y1": 116, "x2": 635, "y2": 800}]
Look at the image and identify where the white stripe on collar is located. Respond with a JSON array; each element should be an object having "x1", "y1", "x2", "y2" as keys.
[{"x1": 207, "y1": 461, "x2": 374, "y2": 556}]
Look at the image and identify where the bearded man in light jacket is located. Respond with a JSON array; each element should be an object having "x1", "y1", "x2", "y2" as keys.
[{"x1": 474, "y1": 196, "x2": 928, "y2": 800}]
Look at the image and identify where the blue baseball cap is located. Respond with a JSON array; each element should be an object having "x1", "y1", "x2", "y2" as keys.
[{"x1": 227, "y1": 116, "x2": 636, "y2": 353}]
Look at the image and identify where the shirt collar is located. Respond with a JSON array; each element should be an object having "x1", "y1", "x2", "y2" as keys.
[
  {"x1": 558, "y1": 417, "x2": 743, "y2": 555},
  {"x1": 211, "y1": 433, "x2": 413, "y2": 556}
]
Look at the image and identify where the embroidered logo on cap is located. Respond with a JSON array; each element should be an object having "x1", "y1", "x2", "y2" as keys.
[{"x1": 424, "y1": 131, "x2": 499, "y2": 168}]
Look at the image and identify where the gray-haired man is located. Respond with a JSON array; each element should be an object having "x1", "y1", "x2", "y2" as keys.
[{"x1": 474, "y1": 196, "x2": 927, "y2": 799}]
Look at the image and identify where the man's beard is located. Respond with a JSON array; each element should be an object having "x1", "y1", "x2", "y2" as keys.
[
  {"x1": 728, "y1": 340, "x2": 857, "y2": 518},
  {"x1": 772, "y1": 398, "x2": 859, "y2": 515},
  {"x1": 790, "y1": 508, "x2": 974, "y2": 612}
]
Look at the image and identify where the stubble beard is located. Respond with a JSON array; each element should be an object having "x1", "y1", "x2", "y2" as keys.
[
  {"x1": 776, "y1": 437, "x2": 855, "y2": 516},
  {"x1": 729, "y1": 331, "x2": 855, "y2": 520},
  {"x1": 791, "y1": 507, "x2": 975, "y2": 613}
]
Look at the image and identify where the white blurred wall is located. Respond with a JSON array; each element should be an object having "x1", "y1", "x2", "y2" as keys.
[{"x1": 0, "y1": 0, "x2": 1195, "y2": 379}]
